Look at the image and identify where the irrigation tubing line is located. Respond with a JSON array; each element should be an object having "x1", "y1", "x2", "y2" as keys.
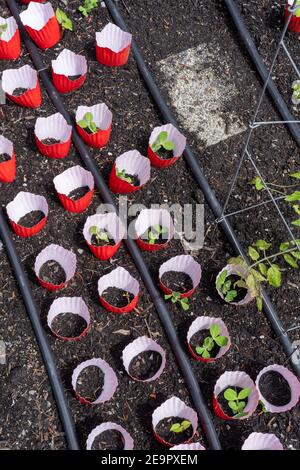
[
  {"x1": 225, "y1": 0, "x2": 300, "y2": 147},
  {"x1": 0, "y1": 211, "x2": 79, "y2": 450},
  {"x1": 102, "y1": 0, "x2": 300, "y2": 378},
  {"x1": 6, "y1": 0, "x2": 221, "y2": 450}
]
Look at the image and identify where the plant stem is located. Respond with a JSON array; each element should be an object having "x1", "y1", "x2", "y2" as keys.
[{"x1": 250, "y1": 247, "x2": 299, "y2": 269}]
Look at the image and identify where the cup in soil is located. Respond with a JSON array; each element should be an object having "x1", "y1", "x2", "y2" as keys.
[
  {"x1": 6, "y1": 191, "x2": 48, "y2": 237},
  {"x1": 72, "y1": 358, "x2": 118, "y2": 405},
  {"x1": 34, "y1": 243, "x2": 77, "y2": 292},
  {"x1": 216, "y1": 264, "x2": 254, "y2": 306},
  {"x1": 1, "y1": 64, "x2": 42, "y2": 108},
  {"x1": 20, "y1": 2, "x2": 61, "y2": 49},
  {"x1": 21, "y1": 0, "x2": 46, "y2": 4},
  {"x1": 53, "y1": 165, "x2": 94, "y2": 213},
  {"x1": 47, "y1": 297, "x2": 91, "y2": 342},
  {"x1": 122, "y1": 336, "x2": 166, "y2": 382},
  {"x1": 285, "y1": 0, "x2": 300, "y2": 33},
  {"x1": 242, "y1": 432, "x2": 283, "y2": 451},
  {"x1": 148, "y1": 124, "x2": 186, "y2": 169},
  {"x1": 170, "y1": 443, "x2": 205, "y2": 450},
  {"x1": 96, "y1": 23, "x2": 132, "y2": 67},
  {"x1": 134, "y1": 208, "x2": 175, "y2": 251},
  {"x1": 159, "y1": 254, "x2": 202, "y2": 299},
  {"x1": 34, "y1": 112, "x2": 72, "y2": 159},
  {"x1": 52, "y1": 49, "x2": 87, "y2": 94},
  {"x1": 0, "y1": 135, "x2": 16, "y2": 183},
  {"x1": 213, "y1": 371, "x2": 259, "y2": 420},
  {"x1": 98, "y1": 266, "x2": 139, "y2": 313},
  {"x1": 187, "y1": 316, "x2": 231, "y2": 363},
  {"x1": 109, "y1": 150, "x2": 151, "y2": 194},
  {"x1": 75, "y1": 103, "x2": 112, "y2": 148},
  {"x1": 256, "y1": 364, "x2": 300, "y2": 413},
  {"x1": 0, "y1": 16, "x2": 21, "y2": 60},
  {"x1": 83, "y1": 213, "x2": 125, "y2": 260},
  {"x1": 86, "y1": 422, "x2": 134, "y2": 450},
  {"x1": 152, "y1": 396, "x2": 198, "y2": 447}
]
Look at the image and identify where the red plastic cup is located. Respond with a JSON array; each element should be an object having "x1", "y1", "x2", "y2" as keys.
[
  {"x1": 109, "y1": 150, "x2": 151, "y2": 194},
  {"x1": 0, "y1": 16, "x2": 21, "y2": 60},
  {"x1": 285, "y1": 1, "x2": 300, "y2": 32},
  {"x1": 98, "y1": 266, "x2": 140, "y2": 313},
  {"x1": 148, "y1": 123, "x2": 186, "y2": 169},
  {"x1": 2, "y1": 65, "x2": 42, "y2": 108},
  {"x1": 122, "y1": 336, "x2": 166, "y2": 381},
  {"x1": 34, "y1": 112, "x2": 72, "y2": 159},
  {"x1": 75, "y1": 103, "x2": 112, "y2": 148},
  {"x1": 83, "y1": 213, "x2": 125, "y2": 260},
  {"x1": 0, "y1": 135, "x2": 16, "y2": 183},
  {"x1": 134, "y1": 208, "x2": 175, "y2": 251},
  {"x1": 47, "y1": 297, "x2": 91, "y2": 342},
  {"x1": 53, "y1": 165, "x2": 94, "y2": 213},
  {"x1": 21, "y1": 0, "x2": 46, "y2": 4},
  {"x1": 96, "y1": 23, "x2": 132, "y2": 67},
  {"x1": 86, "y1": 423, "x2": 134, "y2": 450},
  {"x1": 52, "y1": 49, "x2": 87, "y2": 94},
  {"x1": 6, "y1": 191, "x2": 48, "y2": 238},
  {"x1": 159, "y1": 254, "x2": 202, "y2": 299},
  {"x1": 20, "y1": 2, "x2": 61, "y2": 49}
]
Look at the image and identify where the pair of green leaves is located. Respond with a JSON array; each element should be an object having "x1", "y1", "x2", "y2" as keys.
[
  {"x1": 56, "y1": 8, "x2": 73, "y2": 32},
  {"x1": 0, "y1": 23, "x2": 7, "y2": 38},
  {"x1": 116, "y1": 168, "x2": 133, "y2": 184},
  {"x1": 170, "y1": 420, "x2": 191, "y2": 434},
  {"x1": 216, "y1": 269, "x2": 239, "y2": 303},
  {"x1": 223, "y1": 387, "x2": 251, "y2": 418},
  {"x1": 195, "y1": 323, "x2": 228, "y2": 359},
  {"x1": 279, "y1": 239, "x2": 300, "y2": 269},
  {"x1": 164, "y1": 291, "x2": 190, "y2": 311},
  {"x1": 151, "y1": 131, "x2": 175, "y2": 154},
  {"x1": 78, "y1": 112, "x2": 98, "y2": 134},
  {"x1": 248, "y1": 240, "x2": 281, "y2": 289},
  {"x1": 79, "y1": 0, "x2": 98, "y2": 17},
  {"x1": 147, "y1": 225, "x2": 168, "y2": 244},
  {"x1": 89, "y1": 226, "x2": 110, "y2": 243},
  {"x1": 285, "y1": 173, "x2": 300, "y2": 226}
]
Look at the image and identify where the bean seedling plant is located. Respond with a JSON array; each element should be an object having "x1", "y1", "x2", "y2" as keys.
[
  {"x1": 0, "y1": 23, "x2": 7, "y2": 38},
  {"x1": 147, "y1": 225, "x2": 168, "y2": 244},
  {"x1": 116, "y1": 168, "x2": 133, "y2": 184},
  {"x1": 164, "y1": 291, "x2": 190, "y2": 311},
  {"x1": 170, "y1": 419, "x2": 191, "y2": 434},
  {"x1": 89, "y1": 226, "x2": 111, "y2": 244},
  {"x1": 56, "y1": 8, "x2": 73, "y2": 32},
  {"x1": 78, "y1": 112, "x2": 98, "y2": 134},
  {"x1": 223, "y1": 387, "x2": 251, "y2": 418},
  {"x1": 151, "y1": 131, "x2": 175, "y2": 154},
  {"x1": 79, "y1": 0, "x2": 98, "y2": 17},
  {"x1": 195, "y1": 323, "x2": 228, "y2": 359}
]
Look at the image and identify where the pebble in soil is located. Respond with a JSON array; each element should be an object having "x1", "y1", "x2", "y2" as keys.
[
  {"x1": 155, "y1": 417, "x2": 193, "y2": 445},
  {"x1": 68, "y1": 185, "x2": 90, "y2": 201},
  {"x1": 102, "y1": 287, "x2": 134, "y2": 308},
  {"x1": 12, "y1": 87, "x2": 28, "y2": 96},
  {"x1": 76, "y1": 366, "x2": 104, "y2": 403},
  {"x1": 0, "y1": 153, "x2": 11, "y2": 163},
  {"x1": 51, "y1": 312, "x2": 88, "y2": 339},
  {"x1": 189, "y1": 329, "x2": 221, "y2": 359},
  {"x1": 225, "y1": 274, "x2": 248, "y2": 303},
  {"x1": 91, "y1": 430, "x2": 125, "y2": 450},
  {"x1": 41, "y1": 138, "x2": 61, "y2": 145},
  {"x1": 128, "y1": 350, "x2": 162, "y2": 380},
  {"x1": 39, "y1": 260, "x2": 66, "y2": 285},
  {"x1": 18, "y1": 210, "x2": 45, "y2": 228},
  {"x1": 217, "y1": 387, "x2": 249, "y2": 418},
  {"x1": 161, "y1": 270, "x2": 194, "y2": 294},
  {"x1": 91, "y1": 229, "x2": 115, "y2": 246},
  {"x1": 258, "y1": 371, "x2": 292, "y2": 407}
]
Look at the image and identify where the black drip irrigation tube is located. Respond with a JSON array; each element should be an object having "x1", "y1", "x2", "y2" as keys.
[
  {"x1": 103, "y1": 0, "x2": 300, "y2": 378},
  {"x1": 6, "y1": 0, "x2": 221, "y2": 450},
  {"x1": 225, "y1": 0, "x2": 300, "y2": 147},
  {"x1": 0, "y1": 212, "x2": 80, "y2": 450}
]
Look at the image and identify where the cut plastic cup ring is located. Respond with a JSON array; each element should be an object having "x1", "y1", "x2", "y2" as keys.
[
  {"x1": 20, "y1": 2, "x2": 61, "y2": 49},
  {"x1": 52, "y1": 49, "x2": 87, "y2": 94},
  {"x1": 6, "y1": 191, "x2": 48, "y2": 237},
  {"x1": 98, "y1": 266, "x2": 139, "y2": 313},
  {"x1": 86, "y1": 423, "x2": 134, "y2": 450},
  {"x1": 159, "y1": 254, "x2": 201, "y2": 298},
  {"x1": 148, "y1": 124, "x2": 186, "y2": 169},
  {"x1": 0, "y1": 135, "x2": 16, "y2": 183},
  {"x1": 35, "y1": 112, "x2": 72, "y2": 159},
  {"x1": 96, "y1": 23, "x2": 132, "y2": 67},
  {"x1": 0, "y1": 16, "x2": 21, "y2": 60},
  {"x1": 109, "y1": 150, "x2": 151, "y2": 194},
  {"x1": 34, "y1": 244, "x2": 77, "y2": 291},
  {"x1": 75, "y1": 103, "x2": 112, "y2": 148},
  {"x1": 83, "y1": 213, "x2": 125, "y2": 260},
  {"x1": 242, "y1": 432, "x2": 283, "y2": 451},
  {"x1": 53, "y1": 165, "x2": 94, "y2": 213},
  {"x1": 47, "y1": 297, "x2": 90, "y2": 341},
  {"x1": 134, "y1": 208, "x2": 175, "y2": 251},
  {"x1": 2, "y1": 64, "x2": 42, "y2": 108}
]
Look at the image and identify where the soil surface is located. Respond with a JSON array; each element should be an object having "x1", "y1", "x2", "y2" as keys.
[
  {"x1": 258, "y1": 371, "x2": 292, "y2": 407},
  {"x1": 50, "y1": 313, "x2": 88, "y2": 339},
  {"x1": 75, "y1": 365, "x2": 104, "y2": 403},
  {"x1": 12, "y1": 87, "x2": 27, "y2": 97},
  {"x1": 0, "y1": 0, "x2": 300, "y2": 452},
  {"x1": 91, "y1": 429, "x2": 125, "y2": 450},
  {"x1": 226, "y1": 274, "x2": 248, "y2": 303},
  {"x1": 155, "y1": 417, "x2": 193, "y2": 445},
  {"x1": 68, "y1": 75, "x2": 81, "y2": 81},
  {"x1": 39, "y1": 261, "x2": 66, "y2": 285},
  {"x1": 0, "y1": 153, "x2": 11, "y2": 163},
  {"x1": 217, "y1": 387, "x2": 249, "y2": 418},
  {"x1": 18, "y1": 210, "x2": 45, "y2": 228},
  {"x1": 128, "y1": 350, "x2": 162, "y2": 380},
  {"x1": 155, "y1": 148, "x2": 174, "y2": 160},
  {"x1": 68, "y1": 186, "x2": 90, "y2": 201},
  {"x1": 41, "y1": 138, "x2": 61, "y2": 146},
  {"x1": 102, "y1": 287, "x2": 134, "y2": 308},
  {"x1": 189, "y1": 329, "x2": 221, "y2": 359},
  {"x1": 90, "y1": 229, "x2": 114, "y2": 246},
  {"x1": 161, "y1": 271, "x2": 194, "y2": 293}
]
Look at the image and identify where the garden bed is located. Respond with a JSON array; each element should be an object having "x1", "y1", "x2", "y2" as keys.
[{"x1": 0, "y1": 0, "x2": 299, "y2": 450}]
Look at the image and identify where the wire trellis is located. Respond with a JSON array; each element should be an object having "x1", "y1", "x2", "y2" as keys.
[{"x1": 218, "y1": 1, "x2": 300, "y2": 341}]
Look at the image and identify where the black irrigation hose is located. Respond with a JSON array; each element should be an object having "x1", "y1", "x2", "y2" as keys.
[
  {"x1": 0, "y1": 212, "x2": 80, "y2": 450},
  {"x1": 103, "y1": 0, "x2": 300, "y2": 378},
  {"x1": 225, "y1": 0, "x2": 300, "y2": 146},
  {"x1": 6, "y1": 0, "x2": 221, "y2": 451}
]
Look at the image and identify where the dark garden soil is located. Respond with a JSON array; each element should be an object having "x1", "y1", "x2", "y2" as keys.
[
  {"x1": 102, "y1": 287, "x2": 134, "y2": 308},
  {"x1": 41, "y1": 138, "x2": 61, "y2": 146},
  {"x1": 0, "y1": 152, "x2": 10, "y2": 163},
  {"x1": 189, "y1": 329, "x2": 221, "y2": 359},
  {"x1": 0, "y1": 0, "x2": 300, "y2": 451},
  {"x1": 225, "y1": 274, "x2": 248, "y2": 303},
  {"x1": 155, "y1": 417, "x2": 193, "y2": 445},
  {"x1": 68, "y1": 75, "x2": 81, "y2": 81},
  {"x1": 141, "y1": 226, "x2": 169, "y2": 245},
  {"x1": 68, "y1": 186, "x2": 90, "y2": 201},
  {"x1": 120, "y1": 172, "x2": 140, "y2": 187},
  {"x1": 128, "y1": 350, "x2": 162, "y2": 381},
  {"x1": 155, "y1": 148, "x2": 174, "y2": 160},
  {"x1": 12, "y1": 87, "x2": 27, "y2": 97},
  {"x1": 75, "y1": 366, "x2": 104, "y2": 403},
  {"x1": 90, "y1": 231, "x2": 114, "y2": 246},
  {"x1": 18, "y1": 210, "x2": 45, "y2": 228},
  {"x1": 258, "y1": 371, "x2": 292, "y2": 407},
  {"x1": 161, "y1": 271, "x2": 194, "y2": 294},
  {"x1": 39, "y1": 261, "x2": 66, "y2": 286},
  {"x1": 91, "y1": 429, "x2": 125, "y2": 450},
  {"x1": 51, "y1": 313, "x2": 87, "y2": 339},
  {"x1": 217, "y1": 387, "x2": 248, "y2": 418}
]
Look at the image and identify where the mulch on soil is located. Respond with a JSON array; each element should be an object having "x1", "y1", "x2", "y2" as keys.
[{"x1": 0, "y1": 0, "x2": 299, "y2": 451}]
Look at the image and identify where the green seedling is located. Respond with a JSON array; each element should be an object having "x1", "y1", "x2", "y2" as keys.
[
  {"x1": 170, "y1": 420, "x2": 191, "y2": 434},
  {"x1": 195, "y1": 323, "x2": 228, "y2": 359},
  {"x1": 89, "y1": 226, "x2": 111, "y2": 244},
  {"x1": 56, "y1": 8, "x2": 73, "y2": 32},
  {"x1": 151, "y1": 131, "x2": 175, "y2": 154},
  {"x1": 223, "y1": 387, "x2": 251, "y2": 418},
  {"x1": 78, "y1": 112, "x2": 98, "y2": 134},
  {"x1": 294, "y1": 0, "x2": 300, "y2": 18},
  {"x1": 147, "y1": 224, "x2": 168, "y2": 245},
  {"x1": 164, "y1": 291, "x2": 190, "y2": 311},
  {"x1": 79, "y1": 0, "x2": 98, "y2": 17},
  {"x1": 116, "y1": 168, "x2": 133, "y2": 184},
  {"x1": 0, "y1": 23, "x2": 8, "y2": 38}
]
